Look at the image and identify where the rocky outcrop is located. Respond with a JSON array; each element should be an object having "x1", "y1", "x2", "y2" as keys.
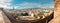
[{"x1": 49, "y1": 0, "x2": 60, "y2": 23}]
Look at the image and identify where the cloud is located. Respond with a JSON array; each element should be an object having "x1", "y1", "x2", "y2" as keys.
[
  {"x1": 14, "y1": 2, "x2": 54, "y2": 9},
  {"x1": 41, "y1": 3, "x2": 54, "y2": 8},
  {"x1": 0, "y1": 0, "x2": 12, "y2": 8},
  {"x1": 14, "y1": 2, "x2": 41, "y2": 9},
  {"x1": 0, "y1": 0, "x2": 54, "y2": 9}
]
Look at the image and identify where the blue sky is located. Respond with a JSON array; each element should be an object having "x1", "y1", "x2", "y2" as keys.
[{"x1": 0, "y1": 0, "x2": 54, "y2": 9}]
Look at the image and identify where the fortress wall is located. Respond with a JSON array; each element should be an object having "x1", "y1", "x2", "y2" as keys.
[{"x1": 0, "y1": 8, "x2": 11, "y2": 23}]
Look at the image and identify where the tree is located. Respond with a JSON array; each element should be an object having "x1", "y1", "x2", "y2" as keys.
[{"x1": 21, "y1": 12, "x2": 28, "y2": 16}]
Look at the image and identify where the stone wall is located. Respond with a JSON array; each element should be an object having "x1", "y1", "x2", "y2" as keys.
[{"x1": 0, "y1": 8, "x2": 11, "y2": 23}]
